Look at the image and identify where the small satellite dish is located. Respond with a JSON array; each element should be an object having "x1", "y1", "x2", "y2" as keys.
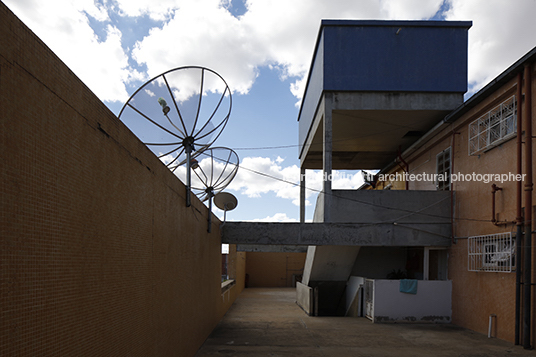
[
  {"x1": 214, "y1": 192, "x2": 238, "y2": 211},
  {"x1": 214, "y1": 192, "x2": 238, "y2": 227}
]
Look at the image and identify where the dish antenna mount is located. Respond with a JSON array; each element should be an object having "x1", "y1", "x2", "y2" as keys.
[{"x1": 118, "y1": 66, "x2": 232, "y2": 206}]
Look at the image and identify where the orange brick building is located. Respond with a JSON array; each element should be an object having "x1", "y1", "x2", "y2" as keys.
[{"x1": 370, "y1": 48, "x2": 536, "y2": 345}]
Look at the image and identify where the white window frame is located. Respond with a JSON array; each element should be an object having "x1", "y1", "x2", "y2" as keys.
[
  {"x1": 436, "y1": 147, "x2": 451, "y2": 191},
  {"x1": 468, "y1": 232, "x2": 515, "y2": 272},
  {"x1": 468, "y1": 95, "x2": 517, "y2": 156}
]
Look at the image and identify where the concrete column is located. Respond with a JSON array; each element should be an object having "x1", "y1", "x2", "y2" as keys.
[
  {"x1": 300, "y1": 167, "x2": 306, "y2": 224},
  {"x1": 323, "y1": 93, "x2": 333, "y2": 223}
]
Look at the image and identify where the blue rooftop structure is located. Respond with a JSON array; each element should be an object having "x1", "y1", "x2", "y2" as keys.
[{"x1": 298, "y1": 20, "x2": 472, "y2": 169}]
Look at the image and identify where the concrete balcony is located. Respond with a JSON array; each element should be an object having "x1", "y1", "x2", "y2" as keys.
[
  {"x1": 313, "y1": 189, "x2": 453, "y2": 245},
  {"x1": 222, "y1": 190, "x2": 452, "y2": 248}
]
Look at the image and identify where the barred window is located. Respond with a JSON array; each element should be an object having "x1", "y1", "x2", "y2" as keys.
[
  {"x1": 436, "y1": 147, "x2": 451, "y2": 191},
  {"x1": 468, "y1": 96, "x2": 517, "y2": 155},
  {"x1": 468, "y1": 233, "x2": 515, "y2": 272}
]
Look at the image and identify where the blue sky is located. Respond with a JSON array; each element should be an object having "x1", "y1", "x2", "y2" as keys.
[{"x1": 5, "y1": 0, "x2": 536, "y2": 222}]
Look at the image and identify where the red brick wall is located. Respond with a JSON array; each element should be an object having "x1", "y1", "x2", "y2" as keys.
[{"x1": 1, "y1": 4, "x2": 228, "y2": 356}]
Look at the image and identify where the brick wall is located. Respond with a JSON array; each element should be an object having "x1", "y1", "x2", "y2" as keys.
[
  {"x1": 0, "y1": 4, "x2": 231, "y2": 356},
  {"x1": 400, "y1": 71, "x2": 536, "y2": 343},
  {"x1": 246, "y1": 252, "x2": 306, "y2": 287}
]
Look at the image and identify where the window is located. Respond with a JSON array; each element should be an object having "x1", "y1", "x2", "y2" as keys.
[
  {"x1": 436, "y1": 147, "x2": 451, "y2": 191},
  {"x1": 468, "y1": 233, "x2": 515, "y2": 272},
  {"x1": 468, "y1": 96, "x2": 517, "y2": 155}
]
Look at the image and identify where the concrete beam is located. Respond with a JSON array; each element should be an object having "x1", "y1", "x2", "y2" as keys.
[
  {"x1": 222, "y1": 221, "x2": 451, "y2": 247},
  {"x1": 236, "y1": 244, "x2": 308, "y2": 253},
  {"x1": 331, "y1": 92, "x2": 463, "y2": 111}
]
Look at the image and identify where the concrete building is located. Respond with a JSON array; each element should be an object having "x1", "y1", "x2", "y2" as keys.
[
  {"x1": 291, "y1": 19, "x2": 536, "y2": 347},
  {"x1": 294, "y1": 19, "x2": 471, "y2": 322},
  {"x1": 225, "y1": 19, "x2": 536, "y2": 348},
  {"x1": 4, "y1": 1, "x2": 536, "y2": 353},
  {"x1": 367, "y1": 45, "x2": 536, "y2": 346}
]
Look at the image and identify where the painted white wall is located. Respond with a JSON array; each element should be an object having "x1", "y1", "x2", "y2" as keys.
[
  {"x1": 296, "y1": 282, "x2": 314, "y2": 315},
  {"x1": 346, "y1": 276, "x2": 366, "y2": 313},
  {"x1": 372, "y1": 279, "x2": 452, "y2": 323}
]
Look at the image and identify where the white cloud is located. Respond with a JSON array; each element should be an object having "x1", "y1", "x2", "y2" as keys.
[
  {"x1": 227, "y1": 156, "x2": 300, "y2": 199},
  {"x1": 380, "y1": 0, "x2": 444, "y2": 19},
  {"x1": 445, "y1": 0, "x2": 536, "y2": 95},
  {"x1": 227, "y1": 157, "x2": 364, "y2": 206},
  {"x1": 131, "y1": 0, "x2": 443, "y2": 101},
  {"x1": 126, "y1": 0, "x2": 536, "y2": 103},
  {"x1": 8, "y1": 0, "x2": 535, "y2": 109},
  {"x1": 113, "y1": 0, "x2": 188, "y2": 21},
  {"x1": 132, "y1": 1, "x2": 256, "y2": 95},
  {"x1": 4, "y1": 0, "x2": 135, "y2": 103},
  {"x1": 250, "y1": 213, "x2": 298, "y2": 222}
]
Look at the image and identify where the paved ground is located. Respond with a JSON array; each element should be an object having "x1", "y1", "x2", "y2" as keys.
[{"x1": 196, "y1": 287, "x2": 536, "y2": 357}]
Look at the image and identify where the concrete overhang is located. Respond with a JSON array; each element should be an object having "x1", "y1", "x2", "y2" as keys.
[
  {"x1": 222, "y1": 221, "x2": 451, "y2": 247},
  {"x1": 301, "y1": 92, "x2": 461, "y2": 169}
]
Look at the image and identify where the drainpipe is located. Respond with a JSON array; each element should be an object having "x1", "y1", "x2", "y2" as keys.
[
  {"x1": 451, "y1": 132, "x2": 460, "y2": 244},
  {"x1": 397, "y1": 146, "x2": 409, "y2": 190},
  {"x1": 523, "y1": 63, "x2": 533, "y2": 350},
  {"x1": 490, "y1": 184, "x2": 514, "y2": 226},
  {"x1": 491, "y1": 184, "x2": 503, "y2": 224},
  {"x1": 515, "y1": 71, "x2": 523, "y2": 346}
]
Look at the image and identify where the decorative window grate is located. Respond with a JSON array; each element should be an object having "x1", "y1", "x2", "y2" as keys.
[
  {"x1": 436, "y1": 147, "x2": 451, "y2": 191},
  {"x1": 468, "y1": 96, "x2": 516, "y2": 155},
  {"x1": 468, "y1": 232, "x2": 515, "y2": 272}
]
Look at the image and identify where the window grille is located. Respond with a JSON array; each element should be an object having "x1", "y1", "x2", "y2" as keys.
[
  {"x1": 468, "y1": 96, "x2": 516, "y2": 155},
  {"x1": 468, "y1": 232, "x2": 515, "y2": 272},
  {"x1": 436, "y1": 147, "x2": 451, "y2": 191}
]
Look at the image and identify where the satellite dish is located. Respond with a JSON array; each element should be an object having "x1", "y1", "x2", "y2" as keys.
[
  {"x1": 188, "y1": 147, "x2": 239, "y2": 232},
  {"x1": 190, "y1": 147, "x2": 239, "y2": 201},
  {"x1": 214, "y1": 192, "x2": 238, "y2": 228},
  {"x1": 118, "y1": 66, "x2": 232, "y2": 206},
  {"x1": 214, "y1": 192, "x2": 238, "y2": 211}
]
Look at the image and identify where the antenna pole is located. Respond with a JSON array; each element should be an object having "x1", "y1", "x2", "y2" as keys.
[
  {"x1": 185, "y1": 140, "x2": 193, "y2": 207},
  {"x1": 207, "y1": 190, "x2": 214, "y2": 233}
]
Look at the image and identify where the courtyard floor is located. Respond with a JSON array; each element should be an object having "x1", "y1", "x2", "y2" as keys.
[{"x1": 196, "y1": 287, "x2": 535, "y2": 357}]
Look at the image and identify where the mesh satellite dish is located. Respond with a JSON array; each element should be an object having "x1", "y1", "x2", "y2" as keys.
[
  {"x1": 118, "y1": 66, "x2": 232, "y2": 206},
  {"x1": 188, "y1": 147, "x2": 239, "y2": 232},
  {"x1": 214, "y1": 192, "x2": 238, "y2": 225}
]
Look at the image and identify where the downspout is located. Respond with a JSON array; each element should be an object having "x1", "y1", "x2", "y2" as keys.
[
  {"x1": 490, "y1": 184, "x2": 514, "y2": 226},
  {"x1": 491, "y1": 184, "x2": 503, "y2": 224},
  {"x1": 397, "y1": 146, "x2": 409, "y2": 190},
  {"x1": 523, "y1": 63, "x2": 533, "y2": 350},
  {"x1": 451, "y1": 132, "x2": 460, "y2": 244},
  {"x1": 516, "y1": 71, "x2": 523, "y2": 346}
]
